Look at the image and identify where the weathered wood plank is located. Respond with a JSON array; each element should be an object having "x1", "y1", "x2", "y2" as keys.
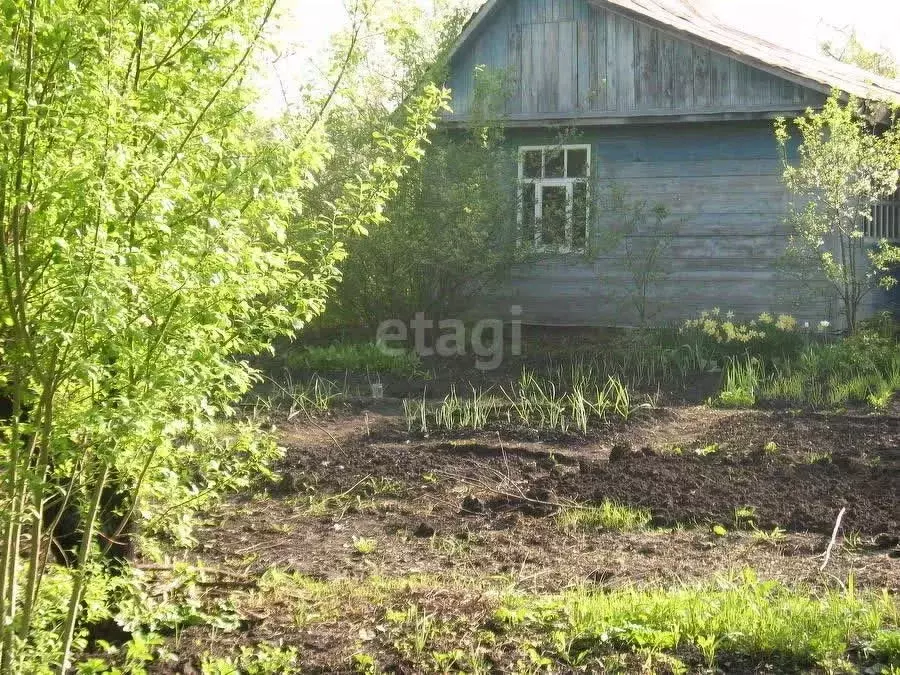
[
  {"x1": 575, "y1": 16, "x2": 597, "y2": 112},
  {"x1": 692, "y1": 45, "x2": 710, "y2": 108},
  {"x1": 559, "y1": 21, "x2": 577, "y2": 112},
  {"x1": 595, "y1": 158, "x2": 783, "y2": 179},
  {"x1": 605, "y1": 8, "x2": 618, "y2": 110},
  {"x1": 673, "y1": 37, "x2": 692, "y2": 107},
  {"x1": 616, "y1": 13, "x2": 635, "y2": 111},
  {"x1": 660, "y1": 34, "x2": 675, "y2": 109},
  {"x1": 521, "y1": 23, "x2": 535, "y2": 113},
  {"x1": 446, "y1": 0, "x2": 827, "y2": 121},
  {"x1": 542, "y1": 22, "x2": 559, "y2": 112}
]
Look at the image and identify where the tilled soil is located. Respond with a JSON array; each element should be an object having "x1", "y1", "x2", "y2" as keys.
[{"x1": 162, "y1": 406, "x2": 899, "y2": 673}]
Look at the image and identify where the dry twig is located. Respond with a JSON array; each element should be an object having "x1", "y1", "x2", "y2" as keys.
[{"x1": 819, "y1": 507, "x2": 847, "y2": 571}]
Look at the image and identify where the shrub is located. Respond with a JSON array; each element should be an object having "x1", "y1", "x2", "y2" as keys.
[{"x1": 325, "y1": 132, "x2": 521, "y2": 329}]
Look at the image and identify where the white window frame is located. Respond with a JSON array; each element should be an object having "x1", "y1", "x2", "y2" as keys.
[
  {"x1": 517, "y1": 144, "x2": 591, "y2": 253},
  {"x1": 866, "y1": 186, "x2": 900, "y2": 242}
]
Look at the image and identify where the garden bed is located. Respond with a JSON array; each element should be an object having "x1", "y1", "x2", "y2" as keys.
[{"x1": 155, "y1": 402, "x2": 899, "y2": 673}]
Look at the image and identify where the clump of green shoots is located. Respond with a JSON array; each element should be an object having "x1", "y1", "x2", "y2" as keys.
[
  {"x1": 403, "y1": 370, "x2": 652, "y2": 434},
  {"x1": 713, "y1": 356, "x2": 761, "y2": 408},
  {"x1": 556, "y1": 500, "x2": 652, "y2": 533}
]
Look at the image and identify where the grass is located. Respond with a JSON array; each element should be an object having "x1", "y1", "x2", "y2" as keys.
[
  {"x1": 352, "y1": 537, "x2": 378, "y2": 555},
  {"x1": 711, "y1": 333, "x2": 900, "y2": 411},
  {"x1": 556, "y1": 500, "x2": 652, "y2": 533},
  {"x1": 403, "y1": 370, "x2": 653, "y2": 435},
  {"x1": 497, "y1": 571, "x2": 900, "y2": 672},
  {"x1": 285, "y1": 342, "x2": 422, "y2": 376},
  {"x1": 713, "y1": 355, "x2": 761, "y2": 408},
  {"x1": 244, "y1": 568, "x2": 900, "y2": 672}
]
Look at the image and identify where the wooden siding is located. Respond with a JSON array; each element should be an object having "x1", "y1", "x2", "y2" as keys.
[
  {"x1": 472, "y1": 122, "x2": 838, "y2": 326},
  {"x1": 446, "y1": 0, "x2": 826, "y2": 121}
]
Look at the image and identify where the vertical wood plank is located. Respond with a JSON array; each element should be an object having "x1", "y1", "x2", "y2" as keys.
[
  {"x1": 693, "y1": 45, "x2": 710, "y2": 108},
  {"x1": 542, "y1": 22, "x2": 560, "y2": 113},
  {"x1": 605, "y1": 9, "x2": 618, "y2": 111},
  {"x1": 508, "y1": 20, "x2": 523, "y2": 114},
  {"x1": 673, "y1": 38, "x2": 692, "y2": 108},
  {"x1": 588, "y1": 7, "x2": 609, "y2": 111},
  {"x1": 522, "y1": 23, "x2": 534, "y2": 113},
  {"x1": 616, "y1": 13, "x2": 635, "y2": 111},
  {"x1": 559, "y1": 21, "x2": 577, "y2": 111},
  {"x1": 660, "y1": 34, "x2": 675, "y2": 108},
  {"x1": 577, "y1": 17, "x2": 591, "y2": 110}
]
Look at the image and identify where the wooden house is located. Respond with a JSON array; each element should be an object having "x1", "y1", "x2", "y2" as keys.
[{"x1": 443, "y1": 0, "x2": 900, "y2": 326}]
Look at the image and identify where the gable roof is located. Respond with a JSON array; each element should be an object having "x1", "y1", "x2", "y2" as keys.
[{"x1": 449, "y1": 0, "x2": 900, "y2": 105}]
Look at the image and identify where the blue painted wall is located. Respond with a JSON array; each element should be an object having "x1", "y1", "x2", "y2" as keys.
[{"x1": 473, "y1": 120, "x2": 839, "y2": 326}]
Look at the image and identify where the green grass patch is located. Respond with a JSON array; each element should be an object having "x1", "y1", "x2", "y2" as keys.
[
  {"x1": 286, "y1": 342, "x2": 422, "y2": 376},
  {"x1": 710, "y1": 335, "x2": 900, "y2": 411},
  {"x1": 556, "y1": 500, "x2": 652, "y2": 533},
  {"x1": 497, "y1": 571, "x2": 900, "y2": 672}
]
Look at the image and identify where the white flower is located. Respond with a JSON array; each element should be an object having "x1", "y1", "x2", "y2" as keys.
[
  {"x1": 726, "y1": 311, "x2": 735, "y2": 319},
  {"x1": 803, "y1": 321, "x2": 810, "y2": 329},
  {"x1": 819, "y1": 320, "x2": 831, "y2": 330}
]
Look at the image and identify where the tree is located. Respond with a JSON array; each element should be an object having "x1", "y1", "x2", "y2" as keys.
[
  {"x1": 0, "y1": 0, "x2": 444, "y2": 670},
  {"x1": 775, "y1": 93, "x2": 900, "y2": 332},
  {"x1": 593, "y1": 187, "x2": 682, "y2": 327},
  {"x1": 313, "y1": 2, "x2": 521, "y2": 329},
  {"x1": 821, "y1": 29, "x2": 898, "y2": 78}
]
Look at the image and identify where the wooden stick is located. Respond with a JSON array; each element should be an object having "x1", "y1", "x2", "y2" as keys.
[{"x1": 820, "y1": 507, "x2": 847, "y2": 571}]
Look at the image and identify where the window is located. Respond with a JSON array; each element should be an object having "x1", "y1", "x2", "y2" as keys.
[
  {"x1": 518, "y1": 145, "x2": 591, "y2": 252},
  {"x1": 867, "y1": 186, "x2": 900, "y2": 241}
]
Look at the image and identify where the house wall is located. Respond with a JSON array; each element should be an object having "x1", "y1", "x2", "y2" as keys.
[
  {"x1": 447, "y1": 0, "x2": 826, "y2": 121},
  {"x1": 472, "y1": 121, "x2": 839, "y2": 326}
]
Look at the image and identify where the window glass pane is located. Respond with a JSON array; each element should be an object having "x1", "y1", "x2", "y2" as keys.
[
  {"x1": 541, "y1": 186, "x2": 567, "y2": 246},
  {"x1": 523, "y1": 150, "x2": 542, "y2": 179},
  {"x1": 573, "y1": 182, "x2": 588, "y2": 249},
  {"x1": 521, "y1": 183, "x2": 536, "y2": 244},
  {"x1": 567, "y1": 149, "x2": 588, "y2": 178},
  {"x1": 544, "y1": 149, "x2": 565, "y2": 178}
]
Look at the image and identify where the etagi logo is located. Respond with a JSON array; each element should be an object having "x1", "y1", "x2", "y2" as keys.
[{"x1": 376, "y1": 306, "x2": 523, "y2": 371}]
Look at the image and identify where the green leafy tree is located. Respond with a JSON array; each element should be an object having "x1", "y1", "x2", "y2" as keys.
[
  {"x1": 0, "y1": 0, "x2": 445, "y2": 670},
  {"x1": 329, "y1": 132, "x2": 521, "y2": 328},
  {"x1": 775, "y1": 93, "x2": 900, "y2": 332},
  {"x1": 821, "y1": 29, "x2": 898, "y2": 78},
  {"x1": 314, "y1": 3, "x2": 520, "y2": 329}
]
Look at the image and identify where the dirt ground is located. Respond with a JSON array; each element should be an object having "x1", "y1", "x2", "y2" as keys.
[{"x1": 157, "y1": 403, "x2": 900, "y2": 673}]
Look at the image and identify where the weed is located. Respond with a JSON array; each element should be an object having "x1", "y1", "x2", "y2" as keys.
[
  {"x1": 751, "y1": 526, "x2": 787, "y2": 545},
  {"x1": 496, "y1": 570, "x2": 900, "y2": 671},
  {"x1": 695, "y1": 444, "x2": 719, "y2": 457},
  {"x1": 764, "y1": 441, "x2": 779, "y2": 454},
  {"x1": 352, "y1": 537, "x2": 378, "y2": 555},
  {"x1": 352, "y1": 652, "x2": 379, "y2": 674},
  {"x1": 201, "y1": 643, "x2": 300, "y2": 674},
  {"x1": 714, "y1": 356, "x2": 761, "y2": 408},
  {"x1": 843, "y1": 530, "x2": 864, "y2": 553},
  {"x1": 252, "y1": 374, "x2": 342, "y2": 420},
  {"x1": 556, "y1": 501, "x2": 652, "y2": 533},
  {"x1": 733, "y1": 506, "x2": 757, "y2": 529}
]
